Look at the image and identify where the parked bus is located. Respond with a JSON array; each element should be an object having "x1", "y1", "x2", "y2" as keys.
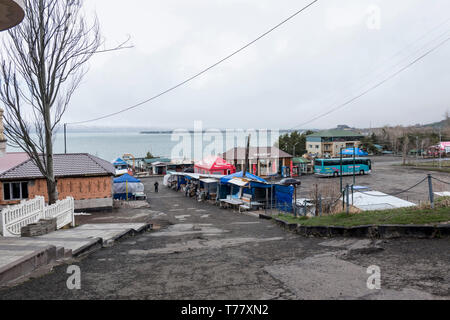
[{"x1": 314, "y1": 158, "x2": 372, "y2": 177}]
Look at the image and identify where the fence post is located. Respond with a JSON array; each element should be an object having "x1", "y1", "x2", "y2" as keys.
[
  {"x1": 71, "y1": 197, "x2": 76, "y2": 227},
  {"x1": 428, "y1": 174, "x2": 434, "y2": 209},
  {"x1": 346, "y1": 185, "x2": 350, "y2": 215},
  {"x1": 39, "y1": 196, "x2": 45, "y2": 220},
  {"x1": 0, "y1": 208, "x2": 4, "y2": 236},
  {"x1": 315, "y1": 184, "x2": 318, "y2": 217},
  {"x1": 318, "y1": 194, "x2": 322, "y2": 217}
]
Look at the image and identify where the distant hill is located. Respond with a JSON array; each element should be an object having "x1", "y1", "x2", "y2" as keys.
[{"x1": 423, "y1": 119, "x2": 450, "y2": 129}]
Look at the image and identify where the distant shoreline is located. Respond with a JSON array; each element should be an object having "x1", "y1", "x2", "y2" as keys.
[{"x1": 140, "y1": 129, "x2": 299, "y2": 135}]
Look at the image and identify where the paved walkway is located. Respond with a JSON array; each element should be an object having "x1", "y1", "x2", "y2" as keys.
[{"x1": 0, "y1": 223, "x2": 151, "y2": 287}]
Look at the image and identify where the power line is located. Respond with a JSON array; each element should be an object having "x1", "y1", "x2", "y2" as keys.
[
  {"x1": 293, "y1": 20, "x2": 450, "y2": 128},
  {"x1": 356, "y1": 177, "x2": 428, "y2": 198},
  {"x1": 432, "y1": 176, "x2": 450, "y2": 185},
  {"x1": 290, "y1": 36, "x2": 450, "y2": 129},
  {"x1": 67, "y1": 0, "x2": 319, "y2": 125}
]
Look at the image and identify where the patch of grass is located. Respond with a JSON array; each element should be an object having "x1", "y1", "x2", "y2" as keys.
[
  {"x1": 397, "y1": 160, "x2": 450, "y2": 173},
  {"x1": 408, "y1": 167, "x2": 450, "y2": 174},
  {"x1": 276, "y1": 206, "x2": 450, "y2": 227},
  {"x1": 402, "y1": 160, "x2": 450, "y2": 167}
]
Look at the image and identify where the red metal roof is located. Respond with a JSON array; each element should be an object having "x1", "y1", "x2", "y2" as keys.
[{"x1": 0, "y1": 153, "x2": 29, "y2": 174}]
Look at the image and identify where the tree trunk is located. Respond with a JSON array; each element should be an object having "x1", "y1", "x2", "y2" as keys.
[
  {"x1": 44, "y1": 101, "x2": 58, "y2": 204},
  {"x1": 402, "y1": 135, "x2": 409, "y2": 166},
  {"x1": 0, "y1": 0, "x2": 105, "y2": 205},
  {"x1": 45, "y1": 129, "x2": 58, "y2": 204},
  {"x1": 46, "y1": 175, "x2": 58, "y2": 204}
]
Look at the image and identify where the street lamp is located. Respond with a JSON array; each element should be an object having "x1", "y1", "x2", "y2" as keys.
[{"x1": 0, "y1": 0, "x2": 25, "y2": 31}]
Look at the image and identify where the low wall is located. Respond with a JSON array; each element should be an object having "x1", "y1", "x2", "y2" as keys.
[
  {"x1": 262, "y1": 214, "x2": 450, "y2": 239},
  {"x1": 0, "y1": 245, "x2": 56, "y2": 286},
  {"x1": 75, "y1": 198, "x2": 113, "y2": 212}
]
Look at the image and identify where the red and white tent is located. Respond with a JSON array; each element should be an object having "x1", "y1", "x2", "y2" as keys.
[{"x1": 194, "y1": 156, "x2": 236, "y2": 175}]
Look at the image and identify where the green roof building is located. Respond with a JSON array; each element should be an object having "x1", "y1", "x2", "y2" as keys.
[{"x1": 306, "y1": 129, "x2": 364, "y2": 158}]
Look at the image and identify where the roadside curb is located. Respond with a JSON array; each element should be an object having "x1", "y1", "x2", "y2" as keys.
[
  {"x1": 0, "y1": 245, "x2": 57, "y2": 286},
  {"x1": 260, "y1": 214, "x2": 450, "y2": 239},
  {"x1": 73, "y1": 238, "x2": 103, "y2": 257},
  {"x1": 103, "y1": 223, "x2": 153, "y2": 247}
]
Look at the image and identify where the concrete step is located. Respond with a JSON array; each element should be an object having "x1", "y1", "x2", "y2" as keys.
[
  {"x1": 0, "y1": 245, "x2": 56, "y2": 287},
  {"x1": 0, "y1": 223, "x2": 152, "y2": 286}
]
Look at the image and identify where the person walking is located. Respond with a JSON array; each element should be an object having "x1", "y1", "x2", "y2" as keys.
[{"x1": 154, "y1": 181, "x2": 159, "y2": 193}]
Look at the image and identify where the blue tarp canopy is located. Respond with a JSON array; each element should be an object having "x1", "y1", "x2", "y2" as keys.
[
  {"x1": 114, "y1": 174, "x2": 141, "y2": 184},
  {"x1": 220, "y1": 171, "x2": 267, "y2": 184},
  {"x1": 340, "y1": 148, "x2": 368, "y2": 156},
  {"x1": 275, "y1": 185, "x2": 294, "y2": 213},
  {"x1": 113, "y1": 158, "x2": 128, "y2": 166}
]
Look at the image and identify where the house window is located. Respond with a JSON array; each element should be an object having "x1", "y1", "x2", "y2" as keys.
[{"x1": 3, "y1": 182, "x2": 29, "y2": 201}]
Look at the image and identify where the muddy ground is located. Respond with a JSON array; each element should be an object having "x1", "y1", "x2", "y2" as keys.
[
  {"x1": 0, "y1": 162, "x2": 448, "y2": 299},
  {"x1": 298, "y1": 156, "x2": 450, "y2": 204}
]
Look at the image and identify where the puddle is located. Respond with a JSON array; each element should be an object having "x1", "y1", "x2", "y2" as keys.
[
  {"x1": 150, "y1": 223, "x2": 227, "y2": 237},
  {"x1": 265, "y1": 253, "x2": 437, "y2": 300},
  {"x1": 175, "y1": 215, "x2": 191, "y2": 222},
  {"x1": 129, "y1": 237, "x2": 284, "y2": 255},
  {"x1": 231, "y1": 222, "x2": 261, "y2": 225}
]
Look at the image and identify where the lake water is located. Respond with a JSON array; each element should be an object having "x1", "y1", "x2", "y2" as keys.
[{"x1": 8, "y1": 130, "x2": 282, "y2": 162}]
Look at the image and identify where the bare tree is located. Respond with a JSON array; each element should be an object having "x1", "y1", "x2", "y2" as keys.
[
  {"x1": 402, "y1": 132, "x2": 410, "y2": 165},
  {"x1": 0, "y1": 0, "x2": 102, "y2": 204}
]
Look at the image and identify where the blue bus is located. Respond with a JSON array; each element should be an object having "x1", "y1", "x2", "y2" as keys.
[{"x1": 314, "y1": 158, "x2": 372, "y2": 177}]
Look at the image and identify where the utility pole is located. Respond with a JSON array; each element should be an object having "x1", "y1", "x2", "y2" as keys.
[
  {"x1": 64, "y1": 123, "x2": 67, "y2": 154},
  {"x1": 353, "y1": 146, "x2": 356, "y2": 185},
  {"x1": 243, "y1": 134, "x2": 251, "y2": 177},
  {"x1": 416, "y1": 136, "x2": 419, "y2": 166},
  {"x1": 439, "y1": 128, "x2": 442, "y2": 168},
  {"x1": 340, "y1": 147, "x2": 343, "y2": 193}
]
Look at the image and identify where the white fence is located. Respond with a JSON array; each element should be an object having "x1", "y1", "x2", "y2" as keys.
[{"x1": 0, "y1": 196, "x2": 75, "y2": 237}]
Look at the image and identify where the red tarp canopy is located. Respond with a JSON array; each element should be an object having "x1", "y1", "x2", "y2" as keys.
[{"x1": 194, "y1": 156, "x2": 235, "y2": 173}]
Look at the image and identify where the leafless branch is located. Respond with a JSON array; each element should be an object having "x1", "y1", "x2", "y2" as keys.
[{"x1": 0, "y1": 0, "x2": 123, "y2": 204}]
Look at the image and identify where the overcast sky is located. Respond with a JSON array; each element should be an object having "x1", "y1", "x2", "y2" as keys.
[{"x1": 64, "y1": 0, "x2": 450, "y2": 130}]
